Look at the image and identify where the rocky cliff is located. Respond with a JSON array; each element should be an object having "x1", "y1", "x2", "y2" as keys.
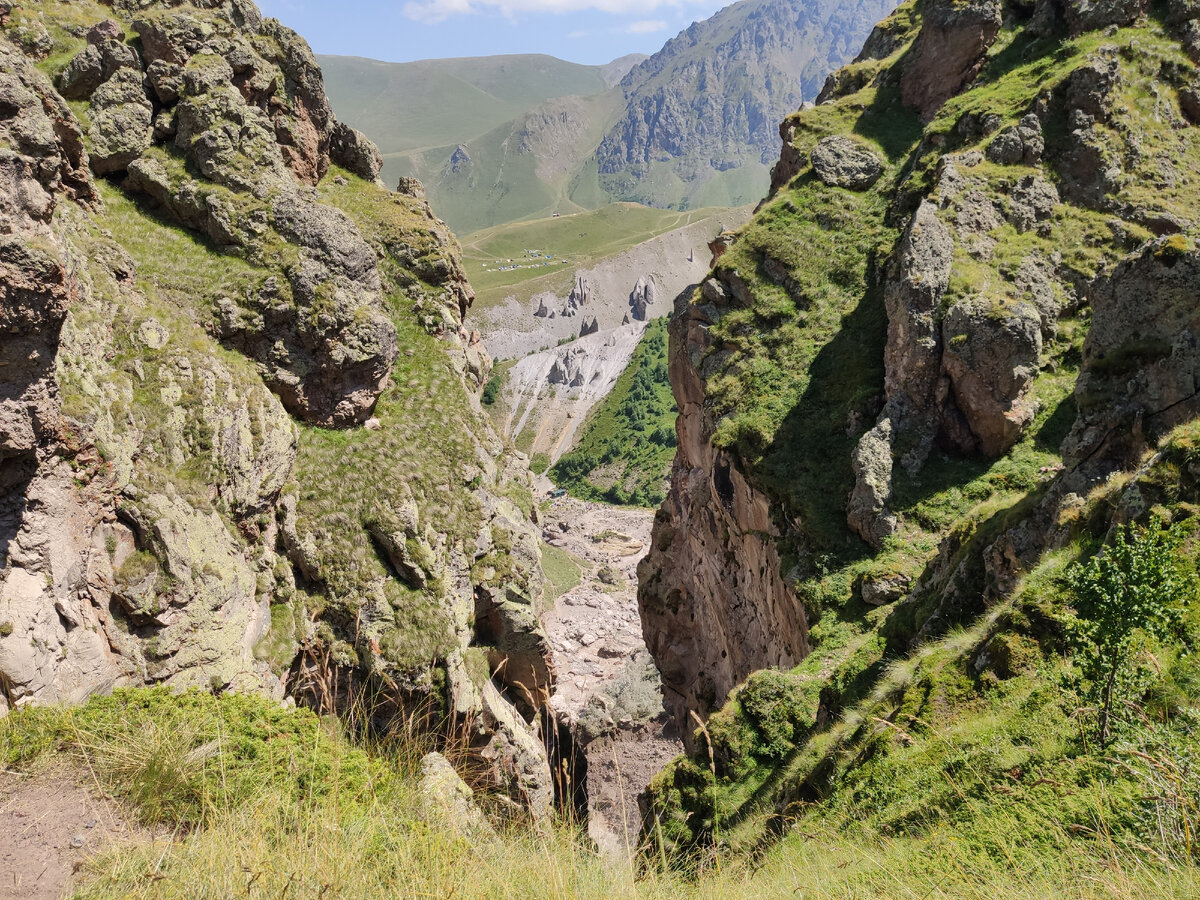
[
  {"x1": 641, "y1": 0, "x2": 1200, "y2": 785},
  {"x1": 0, "y1": 0, "x2": 554, "y2": 814}
]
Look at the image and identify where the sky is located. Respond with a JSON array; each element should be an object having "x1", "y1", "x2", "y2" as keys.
[{"x1": 255, "y1": 0, "x2": 735, "y2": 66}]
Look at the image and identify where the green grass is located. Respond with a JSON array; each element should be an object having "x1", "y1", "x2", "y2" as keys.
[
  {"x1": 540, "y1": 541, "x2": 583, "y2": 603},
  {"x1": 320, "y1": 53, "x2": 609, "y2": 159},
  {"x1": 2, "y1": 688, "x2": 1198, "y2": 900},
  {"x1": 550, "y1": 318, "x2": 677, "y2": 507},
  {"x1": 460, "y1": 204, "x2": 734, "y2": 310}
]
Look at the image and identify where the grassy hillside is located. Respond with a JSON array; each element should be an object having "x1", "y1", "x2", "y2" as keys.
[
  {"x1": 395, "y1": 89, "x2": 626, "y2": 234},
  {"x1": 319, "y1": 53, "x2": 608, "y2": 155},
  {"x1": 460, "y1": 204, "x2": 728, "y2": 309},
  {"x1": 636, "y1": 0, "x2": 1200, "y2": 890},
  {"x1": 550, "y1": 319, "x2": 677, "y2": 507},
  {"x1": 319, "y1": 53, "x2": 612, "y2": 203},
  {"x1": 3, "y1": 686, "x2": 1197, "y2": 898}
]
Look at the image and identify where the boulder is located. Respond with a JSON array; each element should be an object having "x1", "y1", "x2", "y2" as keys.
[
  {"x1": 941, "y1": 298, "x2": 1043, "y2": 456},
  {"x1": 1067, "y1": 55, "x2": 1120, "y2": 122},
  {"x1": 861, "y1": 573, "x2": 912, "y2": 606},
  {"x1": 329, "y1": 121, "x2": 383, "y2": 182},
  {"x1": 418, "y1": 752, "x2": 491, "y2": 833},
  {"x1": 58, "y1": 37, "x2": 139, "y2": 100},
  {"x1": 847, "y1": 419, "x2": 899, "y2": 547},
  {"x1": 87, "y1": 69, "x2": 153, "y2": 175},
  {"x1": 985, "y1": 113, "x2": 1044, "y2": 166},
  {"x1": 1064, "y1": 0, "x2": 1146, "y2": 36},
  {"x1": 900, "y1": 0, "x2": 1003, "y2": 121},
  {"x1": 884, "y1": 201, "x2": 954, "y2": 413},
  {"x1": 810, "y1": 136, "x2": 884, "y2": 190}
]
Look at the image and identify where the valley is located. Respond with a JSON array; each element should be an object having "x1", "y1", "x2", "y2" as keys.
[{"x1": 4, "y1": 0, "x2": 1200, "y2": 897}]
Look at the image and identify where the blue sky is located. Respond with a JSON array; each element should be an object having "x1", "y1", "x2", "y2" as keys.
[{"x1": 256, "y1": 0, "x2": 734, "y2": 65}]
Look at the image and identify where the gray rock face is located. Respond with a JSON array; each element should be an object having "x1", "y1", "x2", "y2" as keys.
[
  {"x1": 942, "y1": 299, "x2": 1043, "y2": 456},
  {"x1": 0, "y1": 38, "x2": 93, "y2": 481},
  {"x1": 884, "y1": 201, "x2": 954, "y2": 416},
  {"x1": 1066, "y1": 238, "x2": 1200, "y2": 468},
  {"x1": 638, "y1": 287, "x2": 809, "y2": 749},
  {"x1": 562, "y1": 275, "x2": 592, "y2": 317},
  {"x1": 861, "y1": 573, "x2": 912, "y2": 606},
  {"x1": 418, "y1": 752, "x2": 491, "y2": 833},
  {"x1": 329, "y1": 121, "x2": 383, "y2": 182},
  {"x1": 1006, "y1": 174, "x2": 1059, "y2": 234},
  {"x1": 810, "y1": 136, "x2": 884, "y2": 190},
  {"x1": 58, "y1": 34, "x2": 140, "y2": 100},
  {"x1": 579, "y1": 315, "x2": 600, "y2": 337},
  {"x1": 1064, "y1": 0, "x2": 1147, "y2": 36},
  {"x1": 847, "y1": 419, "x2": 899, "y2": 547},
  {"x1": 628, "y1": 275, "x2": 656, "y2": 321},
  {"x1": 985, "y1": 113, "x2": 1044, "y2": 166},
  {"x1": 87, "y1": 68, "x2": 153, "y2": 174}
]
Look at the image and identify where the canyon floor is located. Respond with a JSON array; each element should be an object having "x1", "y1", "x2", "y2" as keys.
[{"x1": 534, "y1": 479, "x2": 682, "y2": 855}]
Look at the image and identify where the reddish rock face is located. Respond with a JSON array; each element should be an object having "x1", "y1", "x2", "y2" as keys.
[
  {"x1": 900, "y1": 0, "x2": 1002, "y2": 121},
  {"x1": 637, "y1": 284, "x2": 809, "y2": 750}
]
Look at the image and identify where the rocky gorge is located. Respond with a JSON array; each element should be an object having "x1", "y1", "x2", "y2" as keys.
[
  {"x1": 0, "y1": 0, "x2": 557, "y2": 815},
  {"x1": 5, "y1": 0, "x2": 1200, "y2": 893}
]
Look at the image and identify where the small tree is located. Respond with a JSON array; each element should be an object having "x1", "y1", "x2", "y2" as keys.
[{"x1": 1067, "y1": 524, "x2": 1187, "y2": 746}]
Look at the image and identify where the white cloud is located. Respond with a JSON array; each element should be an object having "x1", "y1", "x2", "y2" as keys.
[
  {"x1": 567, "y1": 29, "x2": 591, "y2": 37},
  {"x1": 403, "y1": 0, "x2": 705, "y2": 25},
  {"x1": 625, "y1": 18, "x2": 667, "y2": 33}
]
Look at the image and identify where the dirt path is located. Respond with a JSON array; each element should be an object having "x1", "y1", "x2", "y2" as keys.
[{"x1": 0, "y1": 770, "x2": 151, "y2": 900}]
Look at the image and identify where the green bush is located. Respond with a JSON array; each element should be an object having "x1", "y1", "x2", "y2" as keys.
[
  {"x1": 1067, "y1": 524, "x2": 1193, "y2": 746},
  {"x1": 481, "y1": 374, "x2": 501, "y2": 406}
]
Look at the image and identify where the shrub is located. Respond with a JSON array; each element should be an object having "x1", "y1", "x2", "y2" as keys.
[
  {"x1": 1067, "y1": 524, "x2": 1191, "y2": 746},
  {"x1": 481, "y1": 375, "x2": 501, "y2": 406}
]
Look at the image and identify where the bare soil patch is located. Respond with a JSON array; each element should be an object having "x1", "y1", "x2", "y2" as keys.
[{"x1": 0, "y1": 769, "x2": 149, "y2": 900}]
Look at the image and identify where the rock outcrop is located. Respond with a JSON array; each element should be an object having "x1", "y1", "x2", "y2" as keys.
[
  {"x1": 638, "y1": 288, "x2": 809, "y2": 747},
  {"x1": 810, "y1": 136, "x2": 883, "y2": 190},
  {"x1": 639, "y1": 0, "x2": 1200, "y2": 766},
  {"x1": 628, "y1": 275, "x2": 656, "y2": 321},
  {"x1": 0, "y1": 0, "x2": 554, "y2": 815}
]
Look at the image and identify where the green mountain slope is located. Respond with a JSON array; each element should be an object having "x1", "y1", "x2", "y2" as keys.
[
  {"x1": 397, "y1": 89, "x2": 627, "y2": 233},
  {"x1": 318, "y1": 52, "x2": 611, "y2": 192},
  {"x1": 550, "y1": 318, "x2": 677, "y2": 507}
]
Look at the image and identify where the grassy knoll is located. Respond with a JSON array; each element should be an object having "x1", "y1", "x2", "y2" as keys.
[{"x1": 2, "y1": 687, "x2": 1197, "y2": 899}]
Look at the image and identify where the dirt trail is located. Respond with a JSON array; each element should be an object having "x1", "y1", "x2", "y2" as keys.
[
  {"x1": 535, "y1": 479, "x2": 683, "y2": 855},
  {"x1": 0, "y1": 770, "x2": 152, "y2": 900}
]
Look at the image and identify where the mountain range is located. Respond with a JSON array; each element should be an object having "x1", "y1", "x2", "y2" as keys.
[{"x1": 320, "y1": 0, "x2": 895, "y2": 233}]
